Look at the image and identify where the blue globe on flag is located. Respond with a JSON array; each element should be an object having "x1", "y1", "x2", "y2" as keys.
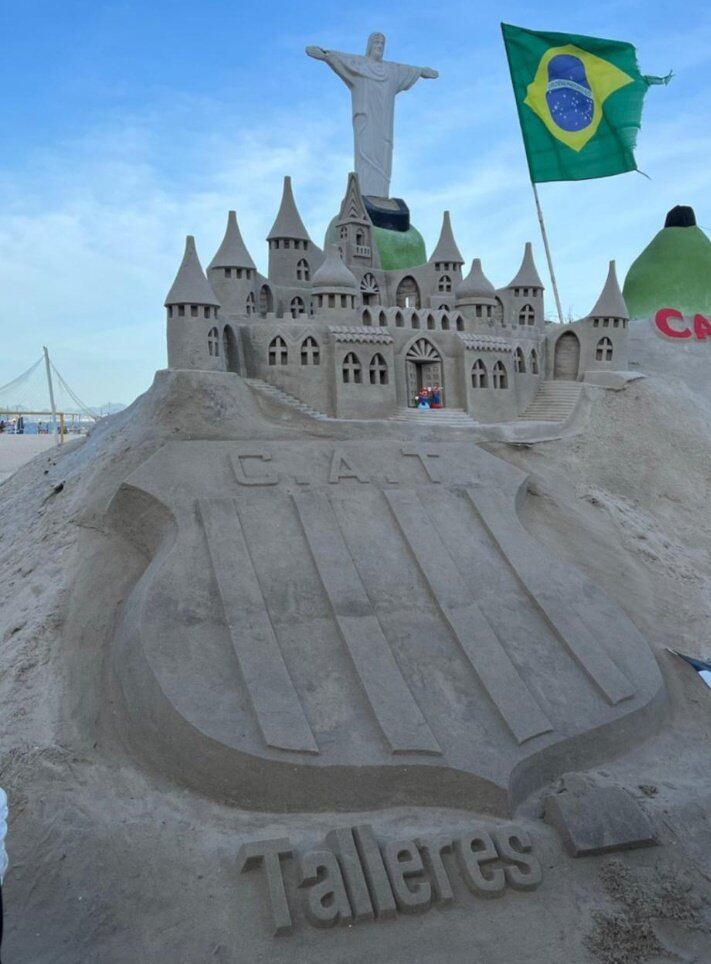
[{"x1": 545, "y1": 54, "x2": 595, "y2": 132}]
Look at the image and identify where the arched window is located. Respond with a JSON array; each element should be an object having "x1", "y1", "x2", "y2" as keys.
[
  {"x1": 379, "y1": 310, "x2": 387, "y2": 327},
  {"x1": 355, "y1": 229, "x2": 364, "y2": 246},
  {"x1": 514, "y1": 347, "x2": 526, "y2": 373},
  {"x1": 519, "y1": 304, "x2": 535, "y2": 326},
  {"x1": 268, "y1": 335, "x2": 288, "y2": 366},
  {"x1": 301, "y1": 336, "x2": 320, "y2": 366},
  {"x1": 427, "y1": 313, "x2": 436, "y2": 330},
  {"x1": 438, "y1": 304, "x2": 449, "y2": 311},
  {"x1": 492, "y1": 360, "x2": 508, "y2": 389},
  {"x1": 396, "y1": 275, "x2": 421, "y2": 309},
  {"x1": 259, "y1": 285, "x2": 273, "y2": 317},
  {"x1": 395, "y1": 311, "x2": 404, "y2": 327},
  {"x1": 369, "y1": 353, "x2": 388, "y2": 385},
  {"x1": 342, "y1": 352, "x2": 362, "y2": 384},
  {"x1": 411, "y1": 312, "x2": 420, "y2": 329},
  {"x1": 362, "y1": 309, "x2": 372, "y2": 326},
  {"x1": 596, "y1": 336, "x2": 613, "y2": 361},
  {"x1": 296, "y1": 258, "x2": 310, "y2": 281},
  {"x1": 438, "y1": 274, "x2": 452, "y2": 293},
  {"x1": 471, "y1": 359, "x2": 487, "y2": 388},
  {"x1": 246, "y1": 292, "x2": 256, "y2": 316},
  {"x1": 360, "y1": 272, "x2": 379, "y2": 305},
  {"x1": 441, "y1": 314, "x2": 450, "y2": 331},
  {"x1": 455, "y1": 316, "x2": 464, "y2": 332},
  {"x1": 290, "y1": 296, "x2": 305, "y2": 319},
  {"x1": 530, "y1": 348, "x2": 539, "y2": 374},
  {"x1": 223, "y1": 325, "x2": 239, "y2": 373},
  {"x1": 207, "y1": 327, "x2": 220, "y2": 357}
]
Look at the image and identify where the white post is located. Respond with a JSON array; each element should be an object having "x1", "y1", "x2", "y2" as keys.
[
  {"x1": 531, "y1": 182, "x2": 565, "y2": 325},
  {"x1": 43, "y1": 346, "x2": 59, "y2": 444}
]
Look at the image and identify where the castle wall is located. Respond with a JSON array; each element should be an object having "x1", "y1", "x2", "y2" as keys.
[
  {"x1": 167, "y1": 313, "x2": 223, "y2": 372},
  {"x1": 241, "y1": 323, "x2": 334, "y2": 415}
]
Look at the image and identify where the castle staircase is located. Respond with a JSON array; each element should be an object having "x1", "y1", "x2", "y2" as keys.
[
  {"x1": 518, "y1": 380, "x2": 583, "y2": 421},
  {"x1": 244, "y1": 378, "x2": 330, "y2": 420},
  {"x1": 389, "y1": 407, "x2": 477, "y2": 427}
]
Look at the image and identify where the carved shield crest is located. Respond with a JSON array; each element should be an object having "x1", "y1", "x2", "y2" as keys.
[{"x1": 110, "y1": 439, "x2": 664, "y2": 813}]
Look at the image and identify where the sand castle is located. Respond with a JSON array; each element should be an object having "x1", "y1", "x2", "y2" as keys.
[{"x1": 164, "y1": 34, "x2": 632, "y2": 424}]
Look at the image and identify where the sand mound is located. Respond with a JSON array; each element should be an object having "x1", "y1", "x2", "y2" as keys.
[{"x1": 1, "y1": 344, "x2": 710, "y2": 962}]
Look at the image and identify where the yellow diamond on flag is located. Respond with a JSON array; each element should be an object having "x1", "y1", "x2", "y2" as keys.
[{"x1": 524, "y1": 44, "x2": 634, "y2": 152}]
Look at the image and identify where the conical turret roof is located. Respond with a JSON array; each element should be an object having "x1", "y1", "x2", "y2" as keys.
[
  {"x1": 588, "y1": 260, "x2": 629, "y2": 319},
  {"x1": 455, "y1": 258, "x2": 496, "y2": 302},
  {"x1": 164, "y1": 236, "x2": 220, "y2": 307},
  {"x1": 208, "y1": 211, "x2": 256, "y2": 270},
  {"x1": 507, "y1": 242, "x2": 544, "y2": 289},
  {"x1": 311, "y1": 245, "x2": 358, "y2": 291},
  {"x1": 267, "y1": 176, "x2": 311, "y2": 241},
  {"x1": 429, "y1": 211, "x2": 464, "y2": 265}
]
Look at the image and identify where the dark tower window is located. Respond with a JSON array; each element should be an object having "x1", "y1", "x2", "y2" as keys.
[
  {"x1": 207, "y1": 327, "x2": 220, "y2": 357},
  {"x1": 493, "y1": 360, "x2": 508, "y2": 389},
  {"x1": 342, "y1": 352, "x2": 362, "y2": 384},
  {"x1": 296, "y1": 258, "x2": 310, "y2": 281},
  {"x1": 471, "y1": 359, "x2": 487, "y2": 388},
  {"x1": 519, "y1": 304, "x2": 535, "y2": 326},
  {"x1": 301, "y1": 336, "x2": 320, "y2": 366},
  {"x1": 268, "y1": 335, "x2": 288, "y2": 366},
  {"x1": 596, "y1": 337, "x2": 613, "y2": 361},
  {"x1": 369, "y1": 353, "x2": 388, "y2": 385}
]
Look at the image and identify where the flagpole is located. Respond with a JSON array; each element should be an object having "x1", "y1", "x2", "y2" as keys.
[{"x1": 530, "y1": 181, "x2": 565, "y2": 325}]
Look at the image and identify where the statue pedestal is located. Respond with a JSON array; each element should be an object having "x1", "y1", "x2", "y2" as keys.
[{"x1": 326, "y1": 194, "x2": 427, "y2": 271}]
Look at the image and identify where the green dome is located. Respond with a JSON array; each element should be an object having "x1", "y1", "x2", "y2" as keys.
[
  {"x1": 623, "y1": 221, "x2": 711, "y2": 318},
  {"x1": 325, "y1": 218, "x2": 427, "y2": 271}
]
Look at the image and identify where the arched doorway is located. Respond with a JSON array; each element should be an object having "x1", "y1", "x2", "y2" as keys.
[
  {"x1": 554, "y1": 331, "x2": 580, "y2": 380},
  {"x1": 405, "y1": 338, "x2": 444, "y2": 407},
  {"x1": 222, "y1": 325, "x2": 240, "y2": 373},
  {"x1": 396, "y1": 276, "x2": 421, "y2": 309}
]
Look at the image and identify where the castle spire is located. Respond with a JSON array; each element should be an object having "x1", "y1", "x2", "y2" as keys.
[
  {"x1": 588, "y1": 260, "x2": 629, "y2": 319},
  {"x1": 267, "y1": 176, "x2": 311, "y2": 241},
  {"x1": 506, "y1": 242, "x2": 544, "y2": 289},
  {"x1": 209, "y1": 211, "x2": 256, "y2": 271},
  {"x1": 429, "y1": 211, "x2": 464, "y2": 266},
  {"x1": 164, "y1": 236, "x2": 220, "y2": 307}
]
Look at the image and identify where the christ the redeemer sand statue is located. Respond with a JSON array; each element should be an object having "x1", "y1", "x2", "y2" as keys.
[{"x1": 306, "y1": 32, "x2": 438, "y2": 199}]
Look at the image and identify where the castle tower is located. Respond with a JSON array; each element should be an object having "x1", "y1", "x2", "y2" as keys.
[
  {"x1": 335, "y1": 172, "x2": 377, "y2": 271},
  {"x1": 428, "y1": 211, "x2": 464, "y2": 306},
  {"x1": 207, "y1": 210, "x2": 256, "y2": 317},
  {"x1": 267, "y1": 176, "x2": 317, "y2": 290},
  {"x1": 310, "y1": 244, "x2": 359, "y2": 319},
  {"x1": 165, "y1": 235, "x2": 221, "y2": 371},
  {"x1": 454, "y1": 258, "x2": 498, "y2": 323},
  {"x1": 583, "y1": 260, "x2": 630, "y2": 369},
  {"x1": 502, "y1": 242, "x2": 545, "y2": 328}
]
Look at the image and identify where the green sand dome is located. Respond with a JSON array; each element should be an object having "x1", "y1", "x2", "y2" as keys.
[
  {"x1": 325, "y1": 217, "x2": 427, "y2": 271},
  {"x1": 623, "y1": 206, "x2": 711, "y2": 317}
]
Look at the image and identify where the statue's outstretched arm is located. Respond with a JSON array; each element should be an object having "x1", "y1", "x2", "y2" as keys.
[
  {"x1": 305, "y1": 45, "x2": 328, "y2": 62},
  {"x1": 420, "y1": 66, "x2": 439, "y2": 79},
  {"x1": 305, "y1": 45, "x2": 353, "y2": 86}
]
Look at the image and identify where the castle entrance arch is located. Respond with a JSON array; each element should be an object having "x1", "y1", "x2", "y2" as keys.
[
  {"x1": 554, "y1": 331, "x2": 580, "y2": 380},
  {"x1": 405, "y1": 338, "x2": 444, "y2": 407},
  {"x1": 222, "y1": 325, "x2": 240, "y2": 374}
]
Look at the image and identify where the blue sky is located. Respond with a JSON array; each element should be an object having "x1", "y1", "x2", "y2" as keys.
[{"x1": 0, "y1": 0, "x2": 709, "y2": 407}]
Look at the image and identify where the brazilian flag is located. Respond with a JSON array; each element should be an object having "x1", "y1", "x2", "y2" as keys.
[{"x1": 501, "y1": 23, "x2": 670, "y2": 183}]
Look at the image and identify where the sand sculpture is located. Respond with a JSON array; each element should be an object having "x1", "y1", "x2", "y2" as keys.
[{"x1": 2, "y1": 29, "x2": 711, "y2": 964}]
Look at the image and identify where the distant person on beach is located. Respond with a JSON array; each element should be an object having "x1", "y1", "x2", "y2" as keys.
[
  {"x1": 0, "y1": 420, "x2": 4, "y2": 433},
  {"x1": 16, "y1": 416, "x2": 24, "y2": 435}
]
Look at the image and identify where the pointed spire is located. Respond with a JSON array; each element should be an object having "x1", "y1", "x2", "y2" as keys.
[
  {"x1": 311, "y1": 244, "x2": 358, "y2": 291},
  {"x1": 267, "y1": 176, "x2": 311, "y2": 241},
  {"x1": 507, "y1": 242, "x2": 544, "y2": 289},
  {"x1": 429, "y1": 211, "x2": 464, "y2": 266},
  {"x1": 337, "y1": 172, "x2": 370, "y2": 224},
  {"x1": 165, "y1": 236, "x2": 220, "y2": 307},
  {"x1": 588, "y1": 260, "x2": 629, "y2": 319},
  {"x1": 208, "y1": 211, "x2": 256, "y2": 271},
  {"x1": 455, "y1": 258, "x2": 496, "y2": 302}
]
